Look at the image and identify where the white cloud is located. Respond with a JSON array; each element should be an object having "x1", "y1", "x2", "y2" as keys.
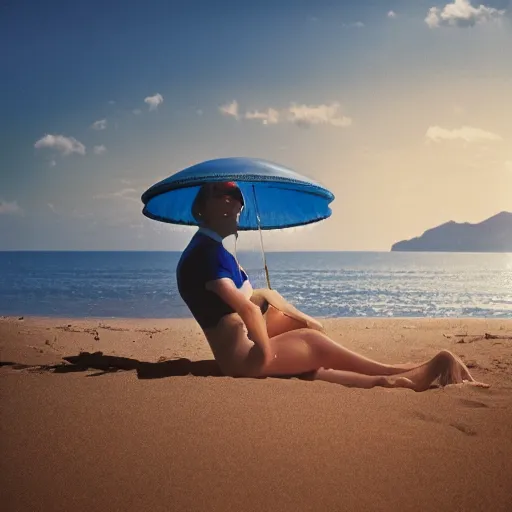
[
  {"x1": 287, "y1": 102, "x2": 352, "y2": 128},
  {"x1": 91, "y1": 119, "x2": 107, "y2": 130},
  {"x1": 108, "y1": 100, "x2": 116, "y2": 105},
  {"x1": 34, "y1": 134, "x2": 86, "y2": 156},
  {"x1": 132, "y1": 109, "x2": 142, "y2": 115},
  {"x1": 196, "y1": 109, "x2": 203, "y2": 116},
  {"x1": 425, "y1": 1, "x2": 505, "y2": 28},
  {"x1": 425, "y1": 7, "x2": 441, "y2": 27},
  {"x1": 221, "y1": 101, "x2": 352, "y2": 128},
  {"x1": 219, "y1": 100, "x2": 239, "y2": 119},
  {"x1": 48, "y1": 203, "x2": 57, "y2": 213},
  {"x1": 245, "y1": 108, "x2": 280, "y2": 125},
  {"x1": 387, "y1": 10, "x2": 397, "y2": 18},
  {"x1": 93, "y1": 144, "x2": 107, "y2": 155},
  {"x1": 144, "y1": 93, "x2": 164, "y2": 111},
  {"x1": 0, "y1": 200, "x2": 22, "y2": 215},
  {"x1": 342, "y1": 21, "x2": 365, "y2": 28},
  {"x1": 49, "y1": 159, "x2": 56, "y2": 167},
  {"x1": 425, "y1": 125, "x2": 502, "y2": 142}
]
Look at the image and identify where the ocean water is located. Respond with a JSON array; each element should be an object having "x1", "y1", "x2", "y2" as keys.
[{"x1": 0, "y1": 251, "x2": 511, "y2": 319}]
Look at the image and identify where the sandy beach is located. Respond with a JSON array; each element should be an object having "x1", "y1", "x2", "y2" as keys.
[{"x1": 1, "y1": 316, "x2": 511, "y2": 512}]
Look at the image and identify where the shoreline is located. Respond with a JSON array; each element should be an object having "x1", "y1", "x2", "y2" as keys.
[
  {"x1": 2, "y1": 314, "x2": 511, "y2": 321},
  {"x1": 3, "y1": 314, "x2": 512, "y2": 336}
]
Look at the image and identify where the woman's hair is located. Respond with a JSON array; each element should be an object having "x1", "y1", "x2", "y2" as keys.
[{"x1": 191, "y1": 181, "x2": 244, "y2": 221}]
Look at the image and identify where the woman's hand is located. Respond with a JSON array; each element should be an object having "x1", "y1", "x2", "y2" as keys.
[
  {"x1": 305, "y1": 317, "x2": 326, "y2": 333},
  {"x1": 251, "y1": 288, "x2": 326, "y2": 334}
]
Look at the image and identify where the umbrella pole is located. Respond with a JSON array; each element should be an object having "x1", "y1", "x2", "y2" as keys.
[{"x1": 251, "y1": 184, "x2": 272, "y2": 289}]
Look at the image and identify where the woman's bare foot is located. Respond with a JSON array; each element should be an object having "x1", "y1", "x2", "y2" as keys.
[
  {"x1": 392, "y1": 352, "x2": 490, "y2": 389},
  {"x1": 389, "y1": 350, "x2": 463, "y2": 392},
  {"x1": 450, "y1": 353, "x2": 476, "y2": 381},
  {"x1": 442, "y1": 351, "x2": 490, "y2": 388}
]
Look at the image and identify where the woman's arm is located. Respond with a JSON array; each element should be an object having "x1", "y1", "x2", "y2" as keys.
[
  {"x1": 251, "y1": 288, "x2": 325, "y2": 332},
  {"x1": 205, "y1": 279, "x2": 275, "y2": 366}
]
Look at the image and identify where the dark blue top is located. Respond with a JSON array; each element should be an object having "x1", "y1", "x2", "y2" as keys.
[{"x1": 176, "y1": 231, "x2": 248, "y2": 329}]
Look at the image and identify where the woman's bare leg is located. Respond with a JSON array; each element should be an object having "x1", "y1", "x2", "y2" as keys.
[
  {"x1": 254, "y1": 290, "x2": 480, "y2": 379},
  {"x1": 266, "y1": 328, "x2": 427, "y2": 376},
  {"x1": 311, "y1": 350, "x2": 489, "y2": 391},
  {"x1": 249, "y1": 342, "x2": 466, "y2": 391},
  {"x1": 242, "y1": 328, "x2": 488, "y2": 389},
  {"x1": 256, "y1": 292, "x2": 433, "y2": 373},
  {"x1": 309, "y1": 369, "x2": 416, "y2": 390}
]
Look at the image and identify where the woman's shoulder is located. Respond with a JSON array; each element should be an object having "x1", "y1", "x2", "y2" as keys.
[
  {"x1": 180, "y1": 234, "x2": 221, "y2": 259},
  {"x1": 177, "y1": 235, "x2": 227, "y2": 279}
]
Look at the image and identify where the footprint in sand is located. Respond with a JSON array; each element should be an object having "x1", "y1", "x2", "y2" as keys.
[
  {"x1": 412, "y1": 411, "x2": 438, "y2": 423},
  {"x1": 458, "y1": 398, "x2": 489, "y2": 409},
  {"x1": 412, "y1": 411, "x2": 478, "y2": 436},
  {"x1": 449, "y1": 422, "x2": 477, "y2": 436}
]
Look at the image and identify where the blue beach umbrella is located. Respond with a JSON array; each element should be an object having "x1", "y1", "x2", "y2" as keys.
[{"x1": 141, "y1": 157, "x2": 335, "y2": 288}]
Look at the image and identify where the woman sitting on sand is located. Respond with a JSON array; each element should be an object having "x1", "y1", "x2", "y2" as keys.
[{"x1": 177, "y1": 181, "x2": 488, "y2": 391}]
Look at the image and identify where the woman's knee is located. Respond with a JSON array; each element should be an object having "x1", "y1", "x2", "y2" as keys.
[
  {"x1": 295, "y1": 328, "x2": 332, "y2": 350},
  {"x1": 292, "y1": 327, "x2": 324, "y2": 339}
]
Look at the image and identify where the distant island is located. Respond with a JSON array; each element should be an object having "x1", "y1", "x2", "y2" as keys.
[{"x1": 391, "y1": 211, "x2": 512, "y2": 252}]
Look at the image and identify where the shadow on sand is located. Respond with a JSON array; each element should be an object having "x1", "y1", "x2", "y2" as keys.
[{"x1": 0, "y1": 351, "x2": 313, "y2": 380}]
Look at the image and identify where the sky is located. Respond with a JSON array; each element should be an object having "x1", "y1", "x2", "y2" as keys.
[{"x1": 1, "y1": 0, "x2": 512, "y2": 251}]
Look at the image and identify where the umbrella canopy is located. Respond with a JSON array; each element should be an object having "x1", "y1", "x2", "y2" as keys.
[
  {"x1": 141, "y1": 157, "x2": 335, "y2": 288},
  {"x1": 141, "y1": 157, "x2": 334, "y2": 230}
]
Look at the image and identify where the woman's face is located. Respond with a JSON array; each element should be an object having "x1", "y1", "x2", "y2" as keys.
[{"x1": 201, "y1": 191, "x2": 243, "y2": 227}]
